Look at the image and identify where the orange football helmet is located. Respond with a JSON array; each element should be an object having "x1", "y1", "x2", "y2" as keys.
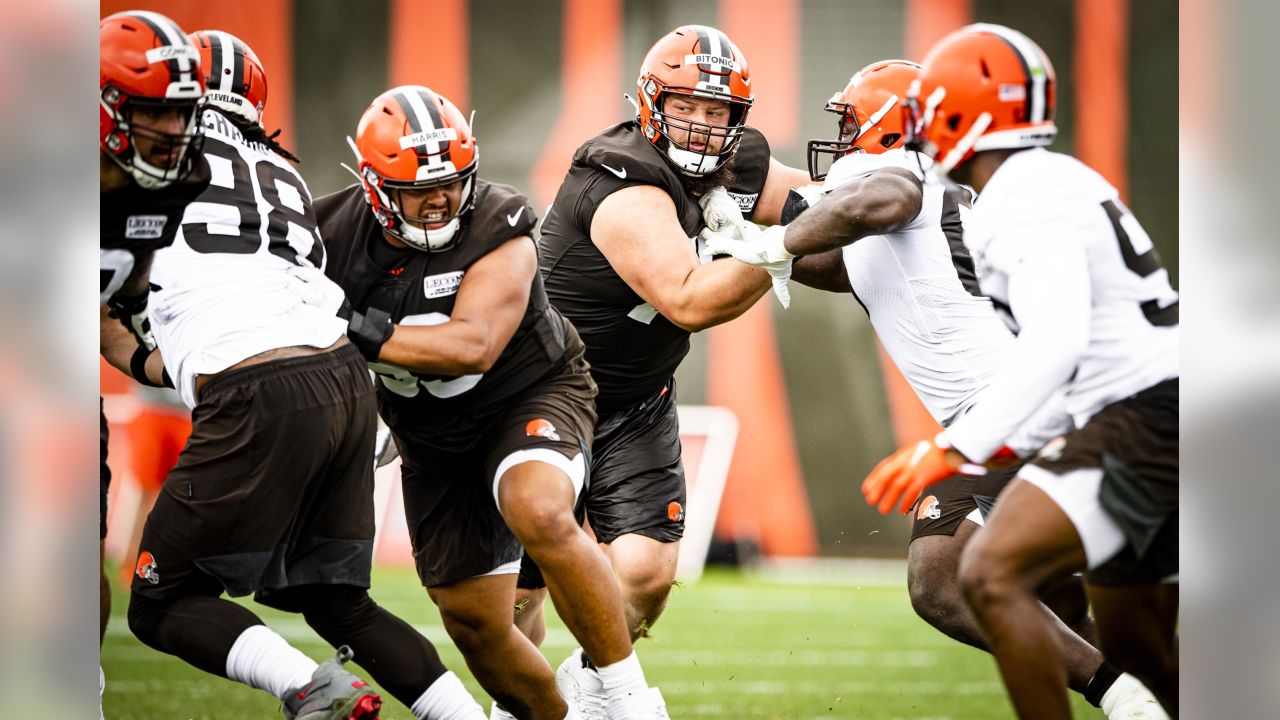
[
  {"x1": 189, "y1": 30, "x2": 269, "y2": 126},
  {"x1": 635, "y1": 25, "x2": 754, "y2": 175},
  {"x1": 807, "y1": 59, "x2": 921, "y2": 180},
  {"x1": 348, "y1": 86, "x2": 479, "y2": 252},
  {"x1": 100, "y1": 11, "x2": 205, "y2": 189},
  {"x1": 906, "y1": 23, "x2": 1057, "y2": 177}
]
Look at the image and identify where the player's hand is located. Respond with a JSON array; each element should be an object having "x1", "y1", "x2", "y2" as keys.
[
  {"x1": 701, "y1": 222, "x2": 795, "y2": 309},
  {"x1": 107, "y1": 291, "x2": 156, "y2": 351},
  {"x1": 287, "y1": 263, "x2": 347, "y2": 317},
  {"x1": 699, "y1": 186, "x2": 744, "y2": 235},
  {"x1": 861, "y1": 434, "x2": 984, "y2": 515}
]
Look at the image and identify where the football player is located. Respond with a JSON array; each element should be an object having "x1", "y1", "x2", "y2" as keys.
[
  {"x1": 98, "y1": 10, "x2": 209, "y2": 715},
  {"x1": 316, "y1": 84, "x2": 664, "y2": 720},
  {"x1": 532, "y1": 24, "x2": 813, "y2": 715},
  {"x1": 860, "y1": 24, "x2": 1179, "y2": 718},
  {"x1": 707, "y1": 59, "x2": 1165, "y2": 719},
  {"x1": 103, "y1": 29, "x2": 486, "y2": 720}
]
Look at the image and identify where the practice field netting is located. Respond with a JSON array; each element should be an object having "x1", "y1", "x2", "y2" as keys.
[{"x1": 102, "y1": 563, "x2": 1101, "y2": 719}]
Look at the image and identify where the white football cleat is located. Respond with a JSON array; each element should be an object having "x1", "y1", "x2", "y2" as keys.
[
  {"x1": 555, "y1": 648, "x2": 609, "y2": 720},
  {"x1": 1101, "y1": 673, "x2": 1170, "y2": 720},
  {"x1": 606, "y1": 687, "x2": 669, "y2": 720}
]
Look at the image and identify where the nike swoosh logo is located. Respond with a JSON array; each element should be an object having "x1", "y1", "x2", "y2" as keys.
[
  {"x1": 600, "y1": 163, "x2": 627, "y2": 179},
  {"x1": 507, "y1": 207, "x2": 525, "y2": 226}
]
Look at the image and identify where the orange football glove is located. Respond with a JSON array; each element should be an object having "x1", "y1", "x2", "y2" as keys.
[{"x1": 861, "y1": 435, "x2": 981, "y2": 516}]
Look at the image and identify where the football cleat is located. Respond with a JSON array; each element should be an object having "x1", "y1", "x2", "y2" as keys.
[
  {"x1": 1101, "y1": 673, "x2": 1170, "y2": 720},
  {"x1": 606, "y1": 687, "x2": 669, "y2": 720},
  {"x1": 555, "y1": 648, "x2": 609, "y2": 720},
  {"x1": 282, "y1": 646, "x2": 382, "y2": 720}
]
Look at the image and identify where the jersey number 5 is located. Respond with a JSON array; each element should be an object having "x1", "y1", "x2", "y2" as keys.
[{"x1": 1102, "y1": 199, "x2": 1178, "y2": 327}]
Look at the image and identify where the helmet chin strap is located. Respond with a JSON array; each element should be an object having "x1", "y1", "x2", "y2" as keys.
[{"x1": 666, "y1": 144, "x2": 723, "y2": 175}]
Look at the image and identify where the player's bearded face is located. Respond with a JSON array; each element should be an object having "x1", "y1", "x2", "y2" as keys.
[
  {"x1": 396, "y1": 181, "x2": 465, "y2": 231},
  {"x1": 663, "y1": 95, "x2": 732, "y2": 155},
  {"x1": 128, "y1": 101, "x2": 199, "y2": 170}
]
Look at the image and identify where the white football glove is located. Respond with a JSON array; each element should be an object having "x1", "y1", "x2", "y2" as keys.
[
  {"x1": 374, "y1": 424, "x2": 400, "y2": 469},
  {"x1": 699, "y1": 186, "x2": 745, "y2": 235},
  {"x1": 701, "y1": 222, "x2": 795, "y2": 309},
  {"x1": 287, "y1": 263, "x2": 347, "y2": 317}
]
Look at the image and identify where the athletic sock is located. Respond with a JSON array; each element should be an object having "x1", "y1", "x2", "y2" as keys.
[
  {"x1": 409, "y1": 671, "x2": 487, "y2": 720},
  {"x1": 597, "y1": 651, "x2": 648, "y2": 696},
  {"x1": 224, "y1": 625, "x2": 317, "y2": 701},
  {"x1": 1084, "y1": 660, "x2": 1122, "y2": 707}
]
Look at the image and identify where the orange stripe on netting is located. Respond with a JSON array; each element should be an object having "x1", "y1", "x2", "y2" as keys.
[
  {"x1": 708, "y1": 300, "x2": 818, "y2": 557},
  {"x1": 390, "y1": 0, "x2": 469, "y2": 111},
  {"x1": 527, "y1": 0, "x2": 623, "y2": 210},
  {"x1": 905, "y1": 0, "x2": 972, "y2": 60},
  {"x1": 1075, "y1": 0, "x2": 1130, "y2": 199},
  {"x1": 100, "y1": 0, "x2": 296, "y2": 151},
  {"x1": 717, "y1": 0, "x2": 800, "y2": 146}
]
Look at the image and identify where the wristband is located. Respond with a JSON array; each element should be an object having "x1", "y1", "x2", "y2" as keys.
[
  {"x1": 130, "y1": 345, "x2": 173, "y2": 389},
  {"x1": 347, "y1": 307, "x2": 395, "y2": 362}
]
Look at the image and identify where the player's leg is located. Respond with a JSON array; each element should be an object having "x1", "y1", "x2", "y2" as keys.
[
  {"x1": 1088, "y1": 582, "x2": 1179, "y2": 715},
  {"x1": 268, "y1": 584, "x2": 484, "y2": 720},
  {"x1": 263, "y1": 362, "x2": 484, "y2": 720},
  {"x1": 958, "y1": 477, "x2": 1088, "y2": 720},
  {"x1": 498, "y1": 460, "x2": 633, "y2": 666},
  {"x1": 100, "y1": 402, "x2": 112, "y2": 646},
  {"x1": 430, "y1": 573, "x2": 567, "y2": 720},
  {"x1": 909, "y1": 500, "x2": 1117, "y2": 698},
  {"x1": 601, "y1": 534, "x2": 680, "y2": 641},
  {"x1": 514, "y1": 585, "x2": 548, "y2": 647}
]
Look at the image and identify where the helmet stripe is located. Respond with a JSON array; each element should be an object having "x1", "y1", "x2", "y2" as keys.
[
  {"x1": 216, "y1": 33, "x2": 236, "y2": 93},
  {"x1": 393, "y1": 87, "x2": 452, "y2": 166},
  {"x1": 973, "y1": 23, "x2": 1050, "y2": 123},
  {"x1": 131, "y1": 11, "x2": 195, "y2": 86},
  {"x1": 230, "y1": 36, "x2": 247, "y2": 96},
  {"x1": 690, "y1": 25, "x2": 733, "y2": 88}
]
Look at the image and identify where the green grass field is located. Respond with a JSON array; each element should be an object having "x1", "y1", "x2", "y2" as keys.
[{"x1": 103, "y1": 563, "x2": 1101, "y2": 719}]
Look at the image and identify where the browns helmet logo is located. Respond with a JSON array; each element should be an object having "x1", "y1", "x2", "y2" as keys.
[
  {"x1": 525, "y1": 419, "x2": 560, "y2": 442},
  {"x1": 917, "y1": 496, "x2": 941, "y2": 520},
  {"x1": 134, "y1": 551, "x2": 160, "y2": 585},
  {"x1": 667, "y1": 501, "x2": 685, "y2": 523}
]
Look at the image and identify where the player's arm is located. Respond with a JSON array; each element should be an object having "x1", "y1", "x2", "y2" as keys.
[
  {"x1": 791, "y1": 249, "x2": 852, "y2": 293},
  {"x1": 593, "y1": 185, "x2": 769, "y2": 332},
  {"x1": 943, "y1": 239, "x2": 1092, "y2": 462},
  {"x1": 374, "y1": 236, "x2": 535, "y2": 375},
  {"x1": 780, "y1": 168, "x2": 922, "y2": 256},
  {"x1": 100, "y1": 304, "x2": 167, "y2": 386},
  {"x1": 752, "y1": 157, "x2": 816, "y2": 226},
  {"x1": 117, "y1": 251, "x2": 155, "y2": 298}
]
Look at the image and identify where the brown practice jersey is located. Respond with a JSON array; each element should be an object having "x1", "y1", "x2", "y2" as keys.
[
  {"x1": 537, "y1": 121, "x2": 771, "y2": 412},
  {"x1": 316, "y1": 179, "x2": 577, "y2": 453},
  {"x1": 100, "y1": 159, "x2": 211, "y2": 303}
]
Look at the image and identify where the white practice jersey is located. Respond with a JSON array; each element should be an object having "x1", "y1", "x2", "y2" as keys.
[
  {"x1": 824, "y1": 150, "x2": 1017, "y2": 429},
  {"x1": 149, "y1": 109, "x2": 346, "y2": 407},
  {"x1": 945, "y1": 148, "x2": 1179, "y2": 461}
]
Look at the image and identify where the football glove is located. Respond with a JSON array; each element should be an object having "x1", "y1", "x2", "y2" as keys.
[
  {"x1": 107, "y1": 290, "x2": 156, "y2": 351},
  {"x1": 287, "y1": 263, "x2": 347, "y2": 317},
  {"x1": 699, "y1": 186, "x2": 745, "y2": 235},
  {"x1": 861, "y1": 434, "x2": 988, "y2": 515},
  {"x1": 701, "y1": 222, "x2": 795, "y2": 309}
]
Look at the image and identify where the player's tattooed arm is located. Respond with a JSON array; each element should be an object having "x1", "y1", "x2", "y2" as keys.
[
  {"x1": 99, "y1": 304, "x2": 167, "y2": 386},
  {"x1": 791, "y1": 249, "x2": 852, "y2": 293},
  {"x1": 782, "y1": 168, "x2": 922, "y2": 256},
  {"x1": 376, "y1": 236, "x2": 535, "y2": 375}
]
